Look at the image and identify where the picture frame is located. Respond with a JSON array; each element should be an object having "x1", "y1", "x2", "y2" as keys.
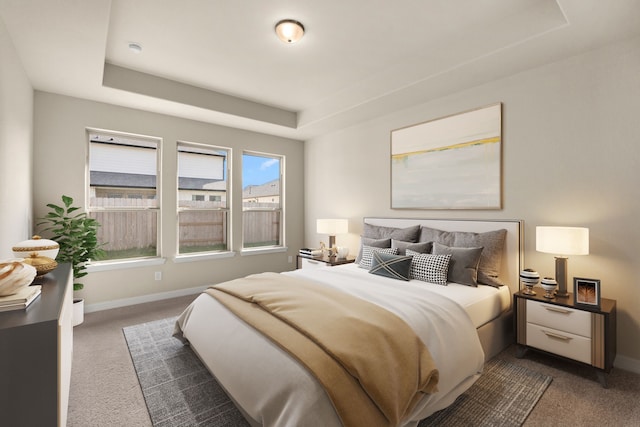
[
  {"x1": 574, "y1": 277, "x2": 601, "y2": 309},
  {"x1": 390, "y1": 103, "x2": 502, "y2": 210}
]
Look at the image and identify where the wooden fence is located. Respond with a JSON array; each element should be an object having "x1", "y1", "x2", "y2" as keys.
[
  {"x1": 178, "y1": 210, "x2": 227, "y2": 247},
  {"x1": 90, "y1": 198, "x2": 280, "y2": 254},
  {"x1": 242, "y1": 210, "x2": 281, "y2": 246}
]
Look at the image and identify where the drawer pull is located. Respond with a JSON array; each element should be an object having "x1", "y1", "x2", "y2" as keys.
[
  {"x1": 543, "y1": 330, "x2": 572, "y2": 341},
  {"x1": 543, "y1": 306, "x2": 572, "y2": 315}
]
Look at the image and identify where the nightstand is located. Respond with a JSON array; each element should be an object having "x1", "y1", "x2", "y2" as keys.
[
  {"x1": 514, "y1": 290, "x2": 616, "y2": 387},
  {"x1": 297, "y1": 255, "x2": 355, "y2": 269}
]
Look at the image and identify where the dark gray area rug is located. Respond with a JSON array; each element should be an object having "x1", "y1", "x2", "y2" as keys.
[
  {"x1": 123, "y1": 317, "x2": 248, "y2": 427},
  {"x1": 124, "y1": 317, "x2": 551, "y2": 427}
]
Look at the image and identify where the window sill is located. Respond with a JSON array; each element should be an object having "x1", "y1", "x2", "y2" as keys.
[
  {"x1": 87, "y1": 257, "x2": 167, "y2": 272},
  {"x1": 241, "y1": 246, "x2": 288, "y2": 256},
  {"x1": 173, "y1": 251, "x2": 236, "y2": 263}
]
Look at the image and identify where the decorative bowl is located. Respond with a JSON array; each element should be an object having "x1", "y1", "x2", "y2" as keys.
[
  {"x1": 21, "y1": 253, "x2": 58, "y2": 276},
  {"x1": 0, "y1": 260, "x2": 37, "y2": 296},
  {"x1": 13, "y1": 235, "x2": 59, "y2": 260}
]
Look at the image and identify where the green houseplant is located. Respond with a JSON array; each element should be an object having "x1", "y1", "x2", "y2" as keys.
[{"x1": 38, "y1": 195, "x2": 104, "y2": 291}]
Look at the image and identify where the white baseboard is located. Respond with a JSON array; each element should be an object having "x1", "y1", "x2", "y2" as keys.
[
  {"x1": 84, "y1": 285, "x2": 208, "y2": 313},
  {"x1": 615, "y1": 354, "x2": 640, "y2": 375}
]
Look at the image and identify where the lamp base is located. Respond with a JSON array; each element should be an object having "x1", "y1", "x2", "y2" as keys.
[{"x1": 555, "y1": 256, "x2": 570, "y2": 297}]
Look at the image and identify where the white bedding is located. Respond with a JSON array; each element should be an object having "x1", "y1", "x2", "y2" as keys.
[
  {"x1": 351, "y1": 264, "x2": 512, "y2": 328},
  {"x1": 176, "y1": 264, "x2": 493, "y2": 427},
  {"x1": 287, "y1": 264, "x2": 510, "y2": 328}
]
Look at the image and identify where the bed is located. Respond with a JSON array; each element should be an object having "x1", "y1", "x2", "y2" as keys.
[{"x1": 175, "y1": 218, "x2": 523, "y2": 427}]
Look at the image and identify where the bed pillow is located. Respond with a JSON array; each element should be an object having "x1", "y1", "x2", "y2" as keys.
[
  {"x1": 356, "y1": 224, "x2": 419, "y2": 263},
  {"x1": 358, "y1": 246, "x2": 399, "y2": 270},
  {"x1": 368, "y1": 252, "x2": 413, "y2": 281},
  {"x1": 419, "y1": 227, "x2": 507, "y2": 287},
  {"x1": 406, "y1": 249, "x2": 451, "y2": 286},
  {"x1": 355, "y1": 237, "x2": 392, "y2": 264},
  {"x1": 432, "y1": 242, "x2": 483, "y2": 287},
  {"x1": 391, "y1": 239, "x2": 432, "y2": 256},
  {"x1": 362, "y1": 223, "x2": 421, "y2": 242}
]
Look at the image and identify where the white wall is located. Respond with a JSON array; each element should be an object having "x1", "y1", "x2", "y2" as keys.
[
  {"x1": 0, "y1": 17, "x2": 33, "y2": 258},
  {"x1": 305, "y1": 36, "x2": 640, "y2": 367},
  {"x1": 33, "y1": 92, "x2": 304, "y2": 308}
]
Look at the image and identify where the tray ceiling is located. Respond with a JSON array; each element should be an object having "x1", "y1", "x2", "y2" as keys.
[{"x1": 1, "y1": 0, "x2": 639, "y2": 139}]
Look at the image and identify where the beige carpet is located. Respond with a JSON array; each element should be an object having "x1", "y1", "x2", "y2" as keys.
[{"x1": 68, "y1": 295, "x2": 640, "y2": 426}]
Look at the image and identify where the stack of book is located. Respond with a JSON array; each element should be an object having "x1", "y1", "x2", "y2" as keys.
[
  {"x1": 299, "y1": 248, "x2": 323, "y2": 258},
  {"x1": 0, "y1": 285, "x2": 42, "y2": 312}
]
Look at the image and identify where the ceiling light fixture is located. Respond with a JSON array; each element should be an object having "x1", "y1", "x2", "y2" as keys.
[
  {"x1": 128, "y1": 42, "x2": 142, "y2": 53},
  {"x1": 275, "y1": 19, "x2": 305, "y2": 44}
]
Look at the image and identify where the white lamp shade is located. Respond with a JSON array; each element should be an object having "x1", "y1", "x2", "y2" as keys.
[
  {"x1": 317, "y1": 219, "x2": 348, "y2": 235},
  {"x1": 536, "y1": 226, "x2": 589, "y2": 255}
]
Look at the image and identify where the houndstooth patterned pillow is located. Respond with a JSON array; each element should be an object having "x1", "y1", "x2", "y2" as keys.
[
  {"x1": 407, "y1": 249, "x2": 451, "y2": 285},
  {"x1": 358, "y1": 246, "x2": 399, "y2": 269}
]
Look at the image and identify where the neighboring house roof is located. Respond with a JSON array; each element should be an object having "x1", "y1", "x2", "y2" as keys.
[
  {"x1": 90, "y1": 171, "x2": 225, "y2": 191},
  {"x1": 243, "y1": 179, "x2": 279, "y2": 198}
]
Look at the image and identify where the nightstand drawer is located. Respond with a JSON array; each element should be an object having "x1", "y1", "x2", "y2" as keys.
[
  {"x1": 526, "y1": 323, "x2": 592, "y2": 364},
  {"x1": 527, "y1": 299, "x2": 591, "y2": 338},
  {"x1": 300, "y1": 258, "x2": 327, "y2": 269}
]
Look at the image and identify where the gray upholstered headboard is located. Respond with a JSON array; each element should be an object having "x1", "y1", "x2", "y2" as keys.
[{"x1": 363, "y1": 218, "x2": 523, "y2": 295}]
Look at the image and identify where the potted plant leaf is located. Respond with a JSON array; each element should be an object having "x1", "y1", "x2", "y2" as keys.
[{"x1": 39, "y1": 195, "x2": 105, "y2": 326}]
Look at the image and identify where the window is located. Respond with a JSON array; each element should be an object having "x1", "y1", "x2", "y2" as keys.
[
  {"x1": 242, "y1": 152, "x2": 283, "y2": 249},
  {"x1": 88, "y1": 131, "x2": 160, "y2": 261},
  {"x1": 177, "y1": 142, "x2": 230, "y2": 254}
]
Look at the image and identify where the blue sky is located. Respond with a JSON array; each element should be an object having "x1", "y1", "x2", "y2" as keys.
[{"x1": 242, "y1": 154, "x2": 280, "y2": 187}]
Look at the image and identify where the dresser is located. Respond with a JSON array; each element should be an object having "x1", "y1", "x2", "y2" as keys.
[
  {"x1": 514, "y1": 290, "x2": 616, "y2": 387},
  {"x1": 0, "y1": 263, "x2": 73, "y2": 426}
]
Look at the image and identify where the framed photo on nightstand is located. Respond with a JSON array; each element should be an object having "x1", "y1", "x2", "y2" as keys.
[{"x1": 574, "y1": 277, "x2": 601, "y2": 309}]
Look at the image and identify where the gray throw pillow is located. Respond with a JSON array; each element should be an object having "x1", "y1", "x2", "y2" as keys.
[
  {"x1": 355, "y1": 237, "x2": 391, "y2": 264},
  {"x1": 369, "y1": 252, "x2": 412, "y2": 281},
  {"x1": 418, "y1": 226, "x2": 455, "y2": 245},
  {"x1": 419, "y1": 227, "x2": 507, "y2": 287},
  {"x1": 363, "y1": 224, "x2": 421, "y2": 242},
  {"x1": 432, "y1": 242, "x2": 483, "y2": 287},
  {"x1": 391, "y1": 239, "x2": 432, "y2": 256}
]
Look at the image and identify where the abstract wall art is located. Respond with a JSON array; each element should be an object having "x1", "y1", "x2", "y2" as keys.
[{"x1": 391, "y1": 103, "x2": 502, "y2": 209}]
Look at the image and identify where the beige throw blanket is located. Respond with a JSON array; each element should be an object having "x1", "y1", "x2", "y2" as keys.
[{"x1": 206, "y1": 272, "x2": 438, "y2": 427}]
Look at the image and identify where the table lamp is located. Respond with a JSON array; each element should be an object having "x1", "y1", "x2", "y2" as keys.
[
  {"x1": 316, "y1": 219, "x2": 348, "y2": 250},
  {"x1": 536, "y1": 226, "x2": 589, "y2": 297}
]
